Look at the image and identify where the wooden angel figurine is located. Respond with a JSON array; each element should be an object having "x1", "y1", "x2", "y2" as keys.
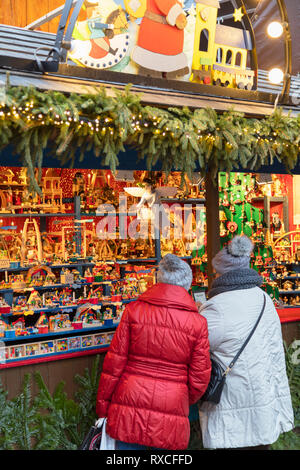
[{"x1": 124, "y1": 178, "x2": 177, "y2": 234}]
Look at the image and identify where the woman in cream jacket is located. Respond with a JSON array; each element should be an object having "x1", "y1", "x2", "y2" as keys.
[{"x1": 198, "y1": 236, "x2": 294, "y2": 450}]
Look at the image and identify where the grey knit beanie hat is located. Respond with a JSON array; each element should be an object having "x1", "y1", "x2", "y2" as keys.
[
  {"x1": 157, "y1": 254, "x2": 193, "y2": 291},
  {"x1": 212, "y1": 235, "x2": 254, "y2": 275}
]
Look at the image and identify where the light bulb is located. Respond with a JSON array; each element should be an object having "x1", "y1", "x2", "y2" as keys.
[
  {"x1": 268, "y1": 68, "x2": 284, "y2": 85},
  {"x1": 267, "y1": 21, "x2": 284, "y2": 38}
]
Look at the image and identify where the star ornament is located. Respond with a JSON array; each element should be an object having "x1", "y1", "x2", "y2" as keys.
[{"x1": 233, "y1": 7, "x2": 244, "y2": 22}]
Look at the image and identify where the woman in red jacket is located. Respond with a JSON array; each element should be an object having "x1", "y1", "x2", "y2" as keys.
[{"x1": 96, "y1": 254, "x2": 211, "y2": 450}]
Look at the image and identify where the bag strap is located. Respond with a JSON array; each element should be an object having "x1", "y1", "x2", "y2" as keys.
[{"x1": 223, "y1": 294, "x2": 267, "y2": 376}]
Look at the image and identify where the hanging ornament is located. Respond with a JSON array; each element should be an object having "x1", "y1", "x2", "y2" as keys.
[
  {"x1": 241, "y1": 202, "x2": 247, "y2": 222},
  {"x1": 227, "y1": 220, "x2": 238, "y2": 233},
  {"x1": 219, "y1": 210, "x2": 227, "y2": 221},
  {"x1": 220, "y1": 221, "x2": 228, "y2": 237},
  {"x1": 255, "y1": 255, "x2": 263, "y2": 266},
  {"x1": 248, "y1": 206, "x2": 255, "y2": 227},
  {"x1": 222, "y1": 192, "x2": 230, "y2": 207},
  {"x1": 257, "y1": 209, "x2": 264, "y2": 230}
]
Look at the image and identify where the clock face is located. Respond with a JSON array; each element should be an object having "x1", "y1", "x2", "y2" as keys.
[{"x1": 200, "y1": 7, "x2": 210, "y2": 22}]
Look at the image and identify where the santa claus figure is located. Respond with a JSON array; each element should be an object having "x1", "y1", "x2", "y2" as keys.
[{"x1": 131, "y1": 0, "x2": 189, "y2": 78}]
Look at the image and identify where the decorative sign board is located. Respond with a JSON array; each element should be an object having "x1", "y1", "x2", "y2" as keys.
[{"x1": 68, "y1": 0, "x2": 256, "y2": 91}]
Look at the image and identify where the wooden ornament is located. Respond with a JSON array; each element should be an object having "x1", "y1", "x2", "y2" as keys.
[
  {"x1": 220, "y1": 221, "x2": 227, "y2": 237},
  {"x1": 227, "y1": 221, "x2": 238, "y2": 233},
  {"x1": 21, "y1": 219, "x2": 43, "y2": 266}
]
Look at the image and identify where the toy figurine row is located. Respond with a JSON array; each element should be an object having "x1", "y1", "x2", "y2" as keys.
[
  {"x1": 260, "y1": 261, "x2": 300, "y2": 308},
  {"x1": 278, "y1": 295, "x2": 300, "y2": 307},
  {"x1": 0, "y1": 263, "x2": 156, "y2": 338},
  {"x1": 0, "y1": 302, "x2": 125, "y2": 339},
  {"x1": 0, "y1": 331, "x2": 115, "y2": 363},
  {"x1": 11, "y1": 277, "x2": 153, "y2": 313},
  {"x1": 0, "y1": 262, "x2": 150, "y2": 291}
]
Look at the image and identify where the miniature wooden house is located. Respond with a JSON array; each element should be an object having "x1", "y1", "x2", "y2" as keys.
[
  {"x1": 42, "y1": 168, "x2": 63, "y2": 210},
  {"x1": 190, "y1": 0, "x2": 254, "y2": 90},
  {"x1": 0, "y1": 168, "x2": 15, "y2": 185},
  {"x1": 190, "y1": 0, "x2": 220, "y2": 84},
  {"x1": 212, "y1": 24, "x2": 254, "y2": 89}
]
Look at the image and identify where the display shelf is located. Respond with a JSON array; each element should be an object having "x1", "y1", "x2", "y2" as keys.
[
  {"x1": 251, "y1": 196, "x2": 287, "y2": 203},
  {"x1": 0, "y1": 347, "x2": 111, "y2": 370},
  {"x1": 0, "y1": 184, "x2": 27, "y2": 189},
  {"x1": 279, "y1": 290, "x2": 300, "y2": 295},
  {"x1": 115, "y1": 256, "x2": 191, "y2": 264},
  {"x1": 0, "y1": 262, "x2": 96, "y2": 273},
  {"x1": 4, "y1": 305, "x2": 81, "y2": 316},
  {"x1": 279, "y1": 276, "x2": 300, "y2": 280},
  {"x1": 160, "y1": 198, "x2": 205, "y2": 204},
  {"x1": 2, "y1": 344, "x2": 110, "y2": 366},
  {"x1": 0, "y1": 329, "x2": 116, "y2": 369},
  {"x1": 278, "y1": 305, "x2": 300, "y2": 310},
  {"x1": 0, "y1": 288, "x2": 13, "y2": 294},
  {"x1": 1, "y1": 323, "x2": 121, "y2": 343},
  {"x1": 13, "y1": 283, "x2": 90, "y2": 291},
  {"x1": 115, "y1": 258, "x2": 157, "y2": 264},
  {"x1": 0, "y1": 213, "x2": 76, "y2": 218},
  {"x1": 3, "y1": 297, "x2": 137, "y2": 317},
  {"x1": 2, "y1": 279, "x2": 119, "y2": 292},
  {"x1": 0, "y1": 259, "x2": 159, "y2": 273},
  {"x1": 82, "y1": 212, "x2": 138, "y2": 217}
]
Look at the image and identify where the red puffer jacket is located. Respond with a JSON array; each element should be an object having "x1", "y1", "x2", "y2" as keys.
[{"x1": 96, "y1": 283, "x2": 211, "y2": 450}]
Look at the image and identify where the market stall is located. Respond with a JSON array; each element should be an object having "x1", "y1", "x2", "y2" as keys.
[
  {"x1": 0, "y1": 0, "x2": 299, "y2": 397},
  {"x1": 0, "y1": 166, "x2": 299, "y2": 371}
]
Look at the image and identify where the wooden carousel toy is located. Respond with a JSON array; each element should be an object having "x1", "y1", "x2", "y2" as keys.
[{"x1": 21, "y1": 218, "x2": 43, "y2": 266}]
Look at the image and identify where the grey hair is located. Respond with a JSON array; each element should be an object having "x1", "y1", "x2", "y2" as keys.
[{"x1": 157, "y1": 254, "x2": 193, "y2": 291}]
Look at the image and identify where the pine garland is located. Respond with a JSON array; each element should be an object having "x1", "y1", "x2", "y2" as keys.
[{"x1": 0, "y1": 83, "x2": 299, "y2": 191}]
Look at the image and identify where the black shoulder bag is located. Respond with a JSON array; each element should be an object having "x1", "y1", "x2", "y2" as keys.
[{"x1": 200, "y1": 294, "x2": 267, "y2": 405}]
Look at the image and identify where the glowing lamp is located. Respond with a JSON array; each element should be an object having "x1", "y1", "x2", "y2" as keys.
[
  {"x1": 267, "y1": 21, "x2": 284, "y2": 39},
  {"x1": 268, "y1": 68, "x2": 284, "y2": 85}
]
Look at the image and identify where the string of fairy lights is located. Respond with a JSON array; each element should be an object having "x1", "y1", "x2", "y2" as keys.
[
  {"x1": 0, "y1": 89, "x2": 299, "y2": 174},
  {"x1": 0, "y1": 105, "x2": 296, "y2": 146}
]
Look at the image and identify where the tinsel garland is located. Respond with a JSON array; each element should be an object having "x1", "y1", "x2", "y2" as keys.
[{"x1": 0, "y1": 83, "x2": 299, "y2": 193}]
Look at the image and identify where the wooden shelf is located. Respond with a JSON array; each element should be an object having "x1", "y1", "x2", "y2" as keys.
[
  {"x1": 81, "y1": 212, "x2": 137, "y2": 217},
  {"x1": 279, "y1": 290, "x2": 300, "y2": 294},
  {"x1": 160, "y1": 198, "x2": 205, "y2": 204},
  {"x1": 1, "y1": 323, "x2": 121, "y2": 343},
  {"x1": 3, "y1": 298, "x2": 138, "y2": 317},
  {"x1": 0, "y1": 213, "x2": 75, "y2": 218}
]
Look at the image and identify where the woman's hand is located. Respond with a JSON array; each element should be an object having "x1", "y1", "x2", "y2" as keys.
[{"x1": 196, "y1": 301, "x2": 202, "y2": 309}]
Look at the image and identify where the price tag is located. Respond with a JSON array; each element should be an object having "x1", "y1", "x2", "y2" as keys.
[{"x1": 193, "y1": 292, "x2": 207, "y2": 304}]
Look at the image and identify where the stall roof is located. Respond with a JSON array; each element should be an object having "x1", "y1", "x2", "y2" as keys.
[
  {"x1": 0, "y1": 2, "x2": 299, "y2": 174},
  {"x1": 0, "y1": 67, "x2": 299, "y2": 118}
]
